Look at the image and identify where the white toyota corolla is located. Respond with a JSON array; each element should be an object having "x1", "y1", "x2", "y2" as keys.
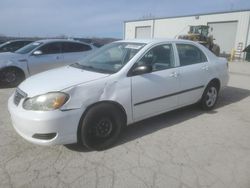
[{"x1": 8, "y1": 39, "x2": 229, "y2": 150}]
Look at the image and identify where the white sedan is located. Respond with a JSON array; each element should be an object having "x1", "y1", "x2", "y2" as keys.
[{"x1": 8, "y1": 39, "x2": 229, "y2": 150}]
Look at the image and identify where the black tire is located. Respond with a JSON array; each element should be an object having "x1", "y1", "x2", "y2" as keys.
[
  {"x1": 201, "y1": 83, "x2": 219, "y2": 110},
  {"x1": 80, "y1": 103, "x2": 125, "y2": 151},
  {"x1": 0, "y1": 67, "x2": 25, "y2": 87}
]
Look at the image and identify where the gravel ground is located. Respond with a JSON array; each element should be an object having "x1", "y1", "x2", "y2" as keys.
[{"x1": 0, "y1": 61, "x2": 250, "y2": 188}]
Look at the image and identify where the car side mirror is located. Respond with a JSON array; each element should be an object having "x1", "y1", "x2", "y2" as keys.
[
  {"x1": 130, "y1": 64, "x2": 152, "y2": 76},
  {"x1": 33, "y1": 50, "x2": 42, "y2": 56}
]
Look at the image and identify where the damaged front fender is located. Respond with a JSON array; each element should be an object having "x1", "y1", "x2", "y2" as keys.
[{"x1": 61, "y1": 76, "x2": 133, "y2": 124}]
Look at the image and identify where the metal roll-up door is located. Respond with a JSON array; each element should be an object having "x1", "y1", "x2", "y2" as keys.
[
  {"x1": 208, "y1": 21, "x2": 238, "y2": 55},
  {"x1": 135, "y1": 26, "x2": 151, "y2": 39}
]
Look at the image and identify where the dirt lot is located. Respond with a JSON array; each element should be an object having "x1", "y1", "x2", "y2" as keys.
[{"x1": 0, "y1": 62, "x2": 250, "y2": 188}]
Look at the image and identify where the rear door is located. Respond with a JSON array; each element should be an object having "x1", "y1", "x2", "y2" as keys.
[
  {"x1": 175, "y1": 43, "x2": 209, "y2": 106},
  {"x1": 131, "y1": 43, "x2": 180, "y2": 121},
  {"x1": 28, "y1": 42, "x2": 63, "y2": 75},
  {"x1": 61, "y1": 42, "x2": 92, "y2": 66}
]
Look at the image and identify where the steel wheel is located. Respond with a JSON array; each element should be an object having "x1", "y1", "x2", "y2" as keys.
[
  {"x1": 80, "y1": 103, "x2": 124, "y2": 150},
  {"x1": 95, "y1": 118, "x2": 113, "y2": 138},
  {"x1": 85, "y1": 116, "x2": 115, "y2": 148}
]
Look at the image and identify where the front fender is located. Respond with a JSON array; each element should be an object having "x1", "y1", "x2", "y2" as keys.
[
  {"x1": 0, "y1": 59, "x2": 29, "y2": 77},
  {"x1": 61, "y1": 76, "x2": 133, "y2": 124}
]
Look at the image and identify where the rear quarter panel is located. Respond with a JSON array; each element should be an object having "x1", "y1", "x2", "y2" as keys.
[
  {"x1": 209, "y1": 57, "x2": 229, "y2": 89},
  {"x1": 198, "y1": 44, "x2": 229, "y2": 89}
]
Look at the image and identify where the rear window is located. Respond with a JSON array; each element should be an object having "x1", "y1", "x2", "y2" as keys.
[
  {"x1": 176, "y1": 44, "x2": 207, "y2": 66},
  {"x1": 61, "y1": 42, "x2": 91, "y2": 53}
]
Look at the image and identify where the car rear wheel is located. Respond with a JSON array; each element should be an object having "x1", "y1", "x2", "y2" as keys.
[
  {"x1": 0, "y1": 68, "x2": 25, "y2": 87},
  {"x1": 201, "y1": 83, "x2": 219, "y2": 110},
  {"x1": 80, "y1": 103, "x2": 124, "y2": 150}
]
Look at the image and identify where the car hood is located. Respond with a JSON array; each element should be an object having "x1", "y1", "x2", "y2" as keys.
[{"x1": 19, "y1": 66, "x2": 110, "y2": 97}]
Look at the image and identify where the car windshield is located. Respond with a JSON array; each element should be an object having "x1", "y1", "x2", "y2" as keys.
[
  {"x1": 0, "y1": 41, "x2": 10, "y2": 48},
  {"x1": 15, "y1": 42, "x2": 43, "y2": 54},
  {"x1": 71, "y1": 42, "x2": 145, "y2": 74}
]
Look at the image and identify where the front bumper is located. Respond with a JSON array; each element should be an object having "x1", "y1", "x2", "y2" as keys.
[{"x1": 8, "y1": 94, "x2": 83, "y2": 145}]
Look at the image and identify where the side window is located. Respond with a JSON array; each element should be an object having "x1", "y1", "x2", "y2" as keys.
[
  {"x1": 176, "y1": 44, "x2": 207, "y2": 66},
  {"x1": 38, "y1": 42, "x2": 61, "y2": 55},
  {"x1": 138, "y1": 44, "x2": 175, "y2": 71},
  {"x1": 61, "y1": 42, "x2": 91, "y2": 53}
]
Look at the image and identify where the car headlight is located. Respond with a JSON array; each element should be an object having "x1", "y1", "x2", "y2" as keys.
[{"x1": 23, "y1": 92, "x2": 69, "y2": 111}]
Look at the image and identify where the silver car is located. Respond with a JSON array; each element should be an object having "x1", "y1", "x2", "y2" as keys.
[{"x1": 0, "y1": 39, "x2": 95, "y2": 86}]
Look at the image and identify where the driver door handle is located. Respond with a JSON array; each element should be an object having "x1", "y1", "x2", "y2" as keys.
[
  {"x1": 201, "y1": 65, "x2": 209, "y2": 70},
  {"x1": 170, "y1": 71, "x2": 179, "y2": 78}
]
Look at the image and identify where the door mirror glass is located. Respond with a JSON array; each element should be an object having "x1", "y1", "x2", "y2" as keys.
[
  {"x1": 33, "y1": 50, "x2": 42, "y2": 56},
  {"x1": 131, "y1": 64, "x2": 152, "y2": 76}
]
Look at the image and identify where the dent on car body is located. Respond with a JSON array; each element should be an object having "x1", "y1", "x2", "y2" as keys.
[{"x1": 62, "y1": 77, "x2": 133, "y2": 124}]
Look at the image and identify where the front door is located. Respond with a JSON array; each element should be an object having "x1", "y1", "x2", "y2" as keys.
[
  {"x1": 131, "y1": 43, "x2": 180, "y2": 121},
  {"x1": 28, "y1": 42, "x2": 63, "y2": 75}
]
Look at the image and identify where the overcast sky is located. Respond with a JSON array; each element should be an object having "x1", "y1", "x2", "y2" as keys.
[{"x1": 0, "y1": 0, "x2": 250, "y2": 38}]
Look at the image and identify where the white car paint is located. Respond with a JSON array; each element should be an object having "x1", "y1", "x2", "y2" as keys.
[
  {"x1": 0, "y1": 39, "x2": 95, "y2": 78},
  {"x1": 19, "y1": 66, "x2": 110, "y2": 97},
  {"x1": 8, "y1": 39, "x2": 229, "y2": 145}
]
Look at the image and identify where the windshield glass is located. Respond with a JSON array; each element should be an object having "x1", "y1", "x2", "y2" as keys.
[
  {"x1": 71, "y1": 42, "x2": 145, "y2": 74},
  {"x1": 15, "y1": 42, "x2": 43, "y2": 54},
  {"x1": 0, "y1": 41, "x2": 10, "y2": 48}
]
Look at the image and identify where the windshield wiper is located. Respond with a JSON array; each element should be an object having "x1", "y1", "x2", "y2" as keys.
[
  {"x1": 71, "y1": 63, "x2": 94, "y2": 70},
  {"x1": 70, "y1": 63, "x2": 113, "y2": 74}
]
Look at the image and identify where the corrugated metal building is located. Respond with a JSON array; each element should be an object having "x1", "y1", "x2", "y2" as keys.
[{"x1": 124, "y1": 10, "x2": 250, "y2": 58}]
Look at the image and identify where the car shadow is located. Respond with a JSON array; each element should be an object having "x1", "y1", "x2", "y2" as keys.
[{"x1": 65, "y1": 86, "x2": 250, "y2": 152}]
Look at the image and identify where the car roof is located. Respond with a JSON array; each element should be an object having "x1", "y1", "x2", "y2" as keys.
[
  {"x1": 116, "y1": 38, "x2": 217, "y2": 60},
  {"x1": 3, "y1": 39, "x2": 34, "y2": 43},
  {"x1": 34, "y1": 39, "x2": 88, "y2": 44},
  {"x1": 116, "y1": 38, "x2": 195, "y2": 45}
]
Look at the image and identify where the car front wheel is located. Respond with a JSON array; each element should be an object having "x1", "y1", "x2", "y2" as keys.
[{"x1": 80, "y1": 103, "x2": 125, "y2": 150}]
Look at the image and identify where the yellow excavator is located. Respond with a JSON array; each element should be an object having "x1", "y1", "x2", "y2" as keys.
[{"x1": 178, "y1": 25, "x2": 220, "y2": 56}]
